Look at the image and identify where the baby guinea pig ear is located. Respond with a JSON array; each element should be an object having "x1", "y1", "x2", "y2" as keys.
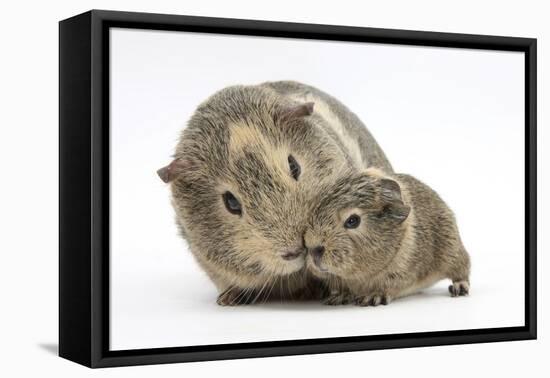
[
  {"x1": 278, "y1": 102, "x2": 315, "y2": 124},
  {"x1": 156, "y1": 158, "x2": 190, "y2": 183},
  {"x1": 377, "y1": 177, "x2": 411, "y2": 224}
]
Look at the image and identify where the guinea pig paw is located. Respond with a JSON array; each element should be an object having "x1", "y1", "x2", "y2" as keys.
[
  {"x1": 448, "y1": 280, "x2": 470, "y2": 297},
  {"x1": 216, "y1": 288, "x2": 253, "y2": 306},
  {"x1": 322, "y1": 292, "x2": 352, "y2": 306},
  {"x1": 354, "y1": 294, "x2": 392, "y2": 307}
]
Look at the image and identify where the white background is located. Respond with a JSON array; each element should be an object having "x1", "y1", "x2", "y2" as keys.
[
  {"x1": 0, "y1": 0, "x2": 548, "y2": 377},
  {"x1": 110, "y1": 28, "x2": 525, "y2": 350}
]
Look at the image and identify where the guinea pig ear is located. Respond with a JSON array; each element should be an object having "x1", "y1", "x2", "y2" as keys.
[
  {"x1": 378, "y1": 178, "x2": 411, "y2": 224},
  {"x1": 279, "y1": 102, "x2": 315, "y2": 123},
  {"x1": 157, "y1": 158, "x2": 189, "y2": 183}
]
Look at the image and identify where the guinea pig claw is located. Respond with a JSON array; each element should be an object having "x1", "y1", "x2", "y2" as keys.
[
  {"x1": 448, "y1": 280, "x2": 470, "y2": 297},
  {"x1": 354, "y1": 294, "x2": 392, "y2": 307},
  {"x1": 322, "y1": 292, "x2": 352, "y2": 306}
]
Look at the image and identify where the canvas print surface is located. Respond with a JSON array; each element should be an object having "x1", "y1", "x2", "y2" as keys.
[{"x1": 109, "y1": 28, "x2": 525, "y2": 350}]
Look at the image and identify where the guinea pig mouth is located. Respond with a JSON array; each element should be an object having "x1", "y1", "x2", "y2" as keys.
[
  {"x1": 281, "y1": 248, "x2": 306, "y2": 261},
  {"x1": 309, "y1": 255, "x2": 329, "y2": 273},
  {"x1": 313, "y1": 263, "x2": 329, "y2": 273}
]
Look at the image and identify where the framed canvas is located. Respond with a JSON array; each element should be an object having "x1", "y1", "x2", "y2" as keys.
[{"x1": 59, "y1": 9, "x2": 537, "y2": 368}]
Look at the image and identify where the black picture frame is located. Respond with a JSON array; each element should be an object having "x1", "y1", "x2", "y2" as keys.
[{"x1": 59, "y1": 9, "x2": 537, "y2": 368}]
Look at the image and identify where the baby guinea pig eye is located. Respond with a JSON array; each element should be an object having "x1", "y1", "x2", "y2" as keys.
[
  {"x1": 287, "y1": 155, "x2": 301, "y2": 181},
  {"x1": 222, "y1": 191, "x2": 242, "y2": 215},
  {"x1": 344, "y1": 214, "x2": 361, "y2": 229}
]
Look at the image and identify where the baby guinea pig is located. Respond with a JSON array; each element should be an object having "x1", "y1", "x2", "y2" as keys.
[
  {"x1": 157, "y1": 81, "x2": 393, "y2": 306},
  {"x1": 304, "y1": 168, "x2": 471, "y2": 306}
]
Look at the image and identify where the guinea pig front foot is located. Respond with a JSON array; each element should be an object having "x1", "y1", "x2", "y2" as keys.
[
  {"x1": 322, "y1": 291, "x2": 353, "y2": 306},
  {"x1": 448, "y1": 280, "x2": 470, "y2": 297},
  {"x1": 354, "y1": 293, "x2": 392, "y2": 307},
  {"x1": 216, "y1": 287, "x2": 255, "y2": 306}
]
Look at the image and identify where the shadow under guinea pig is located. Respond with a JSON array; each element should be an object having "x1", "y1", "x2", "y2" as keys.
[{"x1": 210, "y1": 286, "x2": 461, "y2": 312}]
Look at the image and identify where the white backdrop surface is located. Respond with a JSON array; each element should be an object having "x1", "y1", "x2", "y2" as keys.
[{"x1": 110, "y1": 28, "x2": 525, "y2": 350}]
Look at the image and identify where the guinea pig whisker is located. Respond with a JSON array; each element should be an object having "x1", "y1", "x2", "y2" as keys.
[
  {"x1": 285, "y1": 275, "x2": 293, "y2": 301},
  {"x1": 245, "y1": 286, "x2": 258, "y2": 305},
  {"x1": 279, "y1": 276, "x2": 284, "y2": 304},
  {"x1": 260, "y1": 275, "x2": 274, "y2": 298},
  {"x1": 234, "y1": 286, "x2": 251, "y2": 305},
  {"x1": 262, "y1": 271, "x2": 277, "y2": 303},
  {"x1": 263, "y1": 278, "x2": 277, "y2": 304},
  {"x1": 252, "y1": 274, "x2": 272, "y2": 304}
]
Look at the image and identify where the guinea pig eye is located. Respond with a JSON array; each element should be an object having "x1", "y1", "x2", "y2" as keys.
[
  {"x1": 288, "y1": 155, "x2": 301, "y2": 180},
  {"x1": 222, "y1": 191, "x2": 242, "y2": 215},
  {"x1": 344, "y1": 214, "x2": 361, "y2": 229}
]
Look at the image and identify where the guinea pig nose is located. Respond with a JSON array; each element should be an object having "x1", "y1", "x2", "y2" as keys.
[
  {"x1": 310, "y1": 246, "x2": 325, "y2": 258},
  {"x1": 309, "y1": 246, "x2": 325, "y2": 268}
]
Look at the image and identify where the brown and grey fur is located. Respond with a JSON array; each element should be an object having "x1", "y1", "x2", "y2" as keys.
[
  {"x1": 304, "y1": 168, "x2": 471, "y2": 306},
  {"x1": 263, "y1": 81, "x2": 393, "y2": 172},
  {"x1": 157, "y1": 81, "x2": 392, "y2": 305}
]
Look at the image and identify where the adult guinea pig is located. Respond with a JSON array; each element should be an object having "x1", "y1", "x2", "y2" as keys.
[
  {"x1": 304, "y1": 168, "x2": 471, "y2": 306},
  {"x1": 157, "y1": 81, "x2": 393, "y2": 305}
]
